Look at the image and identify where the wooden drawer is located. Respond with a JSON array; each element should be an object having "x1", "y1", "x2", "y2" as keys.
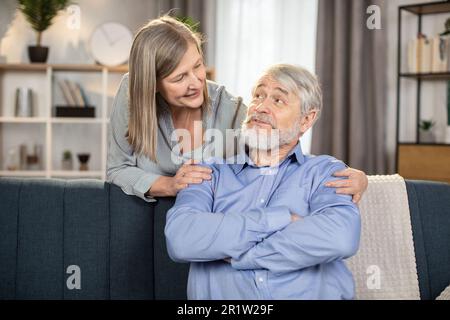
[{"x1": 398, "y1": 144, "x2": 450, "y2": 184}]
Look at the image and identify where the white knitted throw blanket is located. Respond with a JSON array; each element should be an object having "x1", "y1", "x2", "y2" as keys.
[{"x1": 346, "y1": 175, "x2": 420, "y2": 299}]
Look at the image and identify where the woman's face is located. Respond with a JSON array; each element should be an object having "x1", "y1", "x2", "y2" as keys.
[{"x1": 157, "y1": 42, "x2": 206, "y2": 110}]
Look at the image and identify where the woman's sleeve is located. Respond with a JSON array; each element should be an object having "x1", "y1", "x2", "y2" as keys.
[{"x1": 106, "y1": 74, "x2": 161, "y2": 202}]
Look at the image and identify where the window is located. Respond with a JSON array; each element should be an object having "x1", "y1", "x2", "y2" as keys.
[{"x1": 214, "y1": 0, "x2": 318, "y2": 153}]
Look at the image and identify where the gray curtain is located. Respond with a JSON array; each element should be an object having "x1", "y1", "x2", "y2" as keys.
[
  {"x1": 154, "y1": 0, "x2": 205, "y2": 29},
  {"x1": 312, "y1": 0, "x2": 388, "y2": 174},
  {"x1": 152, "y1": 0, "x2": 216, "y2": 66}
]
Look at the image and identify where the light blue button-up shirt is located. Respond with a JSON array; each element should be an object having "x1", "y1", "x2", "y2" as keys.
[{"x1": 165, "y1": 143, "x2": 361, "y2": 300}]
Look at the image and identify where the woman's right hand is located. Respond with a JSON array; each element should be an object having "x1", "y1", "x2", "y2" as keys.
[{"x1": 148, "y1": 160, "x2": 212, "y2": 197}]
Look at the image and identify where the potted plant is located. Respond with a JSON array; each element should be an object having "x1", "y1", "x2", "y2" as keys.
[
  {"x1": 418, "y1": 120, "x2": 436, "y2": 143},
  {"x1": 18, "y1": 0, "x2": 71, "y2": 63},
  {"x1": 61, "y1": 149, "x2": 73, "y2": 170}
]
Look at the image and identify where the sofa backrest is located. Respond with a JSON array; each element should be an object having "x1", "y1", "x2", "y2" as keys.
[
  {"x1": 406, "y1": 180, "x2": 450, "y2": 300},
  {"x1": 0, "y1": 178, "x2": 188, "y2": 300},
  {"x1": 0, "y1": 177, "x2": 449, "y2": 300}
]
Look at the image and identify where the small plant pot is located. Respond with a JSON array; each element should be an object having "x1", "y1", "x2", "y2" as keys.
[
  {"x1": 61, "y1": 159, "x2": 73, "y2": 171},
  {"x1": 420, "y1": 130, "x2": 435, "y2": 143},
  {"x1": 28, "y1": 46, "x2": 49, "y2": 63}
]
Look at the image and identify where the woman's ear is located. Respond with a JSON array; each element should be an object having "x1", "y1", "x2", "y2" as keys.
[{"x1": 299, "y1": 111, "x2": 317, "y2": 135}]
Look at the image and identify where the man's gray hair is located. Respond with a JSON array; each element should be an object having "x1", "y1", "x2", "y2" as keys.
[{"x1": 261, "y1": 64, "x2": 322, "y2": 120}]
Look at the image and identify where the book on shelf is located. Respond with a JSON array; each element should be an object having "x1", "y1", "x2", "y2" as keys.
[
  {"x1": 408, "y1": 33, "x2": 450, "y2": 74},
  {"x1": 65, "y1": 79, "x2": 85, "y2": 106},
  {"x1": 76, "y1": 83, "x2": 90, "y2": 106},
  {"x1": 58, "y1": 80, "x2": 76, "y2": 106},
  {"x1": 418, "y1": 34, "x2": 432, "y2": 73},
  {"x1": 58, "y1": 79, "x2": 90, "y2": 107}
]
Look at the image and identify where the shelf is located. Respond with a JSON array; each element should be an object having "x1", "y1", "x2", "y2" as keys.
[
  {"x1": 51, "y1": 117, "x2": 103, "y2": 124},
  {"x1": 400, "y1": 1, "x2": 450, "y2": 15},
  {"x1": 0, "y1": 170, "x2": 104, "y2": 178},
  {"x1": 399, "y1": 142, "x2": 450, "y2": 146},
  {"x1": 400, "y1": 72, "x2": 450, "y2": 81},
  {"x1": 0, "y1": 170, "x2": 46, "y2": 177},
  {"x1": 0, "y1": 63, "x2": 215, "y2": 79},
  {"x1": 0, "y1": 64, "x2": 48, "y2": 72},
  {"x1": 0, "y1": 117, "x2": 47, "y2": 123},
  {"x1": 51, "y1": 170, "x2": 103, "y2": 177},
  {"x1": 0, "y1": 63, "x2": 128, "y2": 73},
  {"x1": 52, "y1": 64, "x2": 128, "y2": 73}
]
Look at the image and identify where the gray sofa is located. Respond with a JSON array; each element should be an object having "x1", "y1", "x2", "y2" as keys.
[{"x1": 0, "y1": 177, "x2": 449, "y2": 300}]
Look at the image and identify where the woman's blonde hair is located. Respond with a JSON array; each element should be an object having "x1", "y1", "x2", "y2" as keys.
[{"x1": 127, "y1": 15, "x2": 209, "y2": 162}]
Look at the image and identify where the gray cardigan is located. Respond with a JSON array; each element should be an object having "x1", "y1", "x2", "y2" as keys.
[{"x1": 106, "y1": 74, "x2": 246, "y2": 202}]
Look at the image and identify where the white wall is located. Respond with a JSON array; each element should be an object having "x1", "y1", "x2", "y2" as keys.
[{"x1": 0, "y1": 0, "x2": 162, "y2": 64}]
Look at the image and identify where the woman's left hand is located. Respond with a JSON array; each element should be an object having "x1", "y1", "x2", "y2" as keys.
[{"x1": 325, "y1": 168, "x2": 368, "y2": 204}]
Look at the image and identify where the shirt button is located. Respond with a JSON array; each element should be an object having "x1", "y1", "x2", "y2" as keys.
[
  {"x1": 260, "y1": 199, "x2": 265, "y2": 204},
  {"x1": 258, "y1": 277, "x2": 264, "y2": 283}
]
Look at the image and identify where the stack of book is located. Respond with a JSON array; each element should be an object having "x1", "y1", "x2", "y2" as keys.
[
  {"x1": 56, "y1": 79, "x2": 95, "y2": 117},
  {"x1": 408, "y1": 33, "x2": 450, "y2": 73}
]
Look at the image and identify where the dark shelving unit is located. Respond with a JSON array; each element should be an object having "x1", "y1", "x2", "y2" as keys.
[{"x1": 396, "y1": 1, "x2": 450, "y2": 183}]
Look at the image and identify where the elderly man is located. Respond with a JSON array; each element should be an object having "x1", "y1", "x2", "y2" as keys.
[{"x1": 165, "y1": 64, "x2": 361, "y2": 300}]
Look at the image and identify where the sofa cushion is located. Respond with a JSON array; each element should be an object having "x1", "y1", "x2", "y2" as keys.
[{"x1": 406, "y1": 180, "x2": 450, "y2": 300}]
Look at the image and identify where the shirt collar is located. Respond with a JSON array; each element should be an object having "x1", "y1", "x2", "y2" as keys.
[{"x1": 230, "y1": 141, "x2": 305, "y2": 175}]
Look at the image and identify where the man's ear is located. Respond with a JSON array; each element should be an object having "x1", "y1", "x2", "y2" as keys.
[{"x1": 299, "y1": 111, "x2": 317, "y2": 134}]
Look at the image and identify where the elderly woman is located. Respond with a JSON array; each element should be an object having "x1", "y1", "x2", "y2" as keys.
[{"x1": 107, "y1": 15, "x2": 368, "y2": 202}]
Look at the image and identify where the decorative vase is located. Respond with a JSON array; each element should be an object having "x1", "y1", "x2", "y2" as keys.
[
  {"x1": 28, "y1": 46, "x2": 49, "y2": 63},
  {"x1": 15, "y1": 87, "x2": 33, "y2": 117},
  {"x1": 77, "y1": 153, "x2": 90, "y2": 171}
]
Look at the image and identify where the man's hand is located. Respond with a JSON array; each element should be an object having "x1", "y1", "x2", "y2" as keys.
[{"x1": 325, "y1": 168, "x2": 368, "y2": 204}]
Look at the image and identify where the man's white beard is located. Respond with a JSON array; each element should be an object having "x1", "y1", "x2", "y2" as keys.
[{"x1": 241, "y1": 123, "x2": 301, "y2": 151}]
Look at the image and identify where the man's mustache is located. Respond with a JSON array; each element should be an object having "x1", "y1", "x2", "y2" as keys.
[{"x1": 244, "y1": 113, "x2": 276, "y2": 129}]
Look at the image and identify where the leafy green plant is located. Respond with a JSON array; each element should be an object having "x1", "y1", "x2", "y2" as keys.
[
  {"x1": 418, "y1": 120, "x2": 435, "y2": 131},
  {"x1": 18, "y1": 0, "x2": 71, "y2": 46},
  {"x1": 175, "y1": 15, "x2": 200, "y2": 33},
  {"x1": 63, "y1": 150, "x2": 72, "y2": 160}
]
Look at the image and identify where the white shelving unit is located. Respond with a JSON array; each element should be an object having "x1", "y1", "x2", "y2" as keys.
[{"x1": 0, "y1": 63, "x2": 127, "y2": 180}]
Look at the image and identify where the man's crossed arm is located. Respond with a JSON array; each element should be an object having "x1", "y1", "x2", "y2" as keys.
[{"x1": 165, "y1": 162, "x2": 361, "y2": 274}]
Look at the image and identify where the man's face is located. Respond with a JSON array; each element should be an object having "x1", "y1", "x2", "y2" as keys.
[{"x1": 242, "y1": 75, "x2": 302, "y2": 150}]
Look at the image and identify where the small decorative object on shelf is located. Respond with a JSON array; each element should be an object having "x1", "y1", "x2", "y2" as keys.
[
  {"x1": 15, "y1": 87, "x2": 33, "y2": 117},
  {"x1": 19, "y1": 144, "x2": 27, "y2": 170},
  {"x1": 55, "y1": 106, "x2": 95, "y2": 118},
  {"x1": 5, "y1": 147, "x2": 19, "y2": 171},
  {"x1": 77, "y1": 153, "x2": 90, "y2": 171},
  {"x1": 18, "y1": 0, "x2": 71, "y2": 63},
  {"x1": 419, "y1": 120, "x2": 436, "y2": 143},
  {"x1": 26, "y1": 154, "x2": 39, "y2": 170},
  {"x1": 34, "y1": 144, "x2": 44, "y2": 170},
  {"x1": 61, "y1": 150, "x2": 73, "y2": 170}
]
